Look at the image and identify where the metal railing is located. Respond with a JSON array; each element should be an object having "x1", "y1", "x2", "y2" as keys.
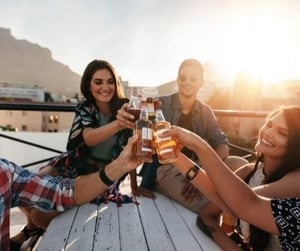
[
  {"x1": 0, "y1": 102, "x2": 269, "y2": 117},
  {"x1": 0, "y1": 101, "x2": 267, "y2": 167}
]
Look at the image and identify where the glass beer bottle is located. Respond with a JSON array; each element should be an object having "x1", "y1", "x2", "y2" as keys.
[
  {"x1": 220, "y1": 212, "x2": 237, "y2": 235},
  {"x1": 142, "y1": 87, "x2": 159, "y2": 123},
  {"x1": 135, "y1": 106, "x2": 153, "y2": 158},
  {"x1": 154, "y1": 109, "x2": 177, "y2": 164}
]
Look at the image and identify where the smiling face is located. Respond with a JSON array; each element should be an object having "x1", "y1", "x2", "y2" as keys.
[
  {"x1": 255, "y1": 111, "x2": 288, "y2": 161},
  {"x1": 177, "y1": 59, "x2": 204, "y2": 99},
  {"x1": 90, "y1": 68, "x2": 116, "y2": 107}
]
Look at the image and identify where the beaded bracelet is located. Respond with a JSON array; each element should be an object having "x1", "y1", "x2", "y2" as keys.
[{"x1": 99, "y1": 165, "x2": 114, "y2": 186}]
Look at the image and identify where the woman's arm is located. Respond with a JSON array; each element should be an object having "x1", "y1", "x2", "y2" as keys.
[
  {"x1": 254, "y1": 170, "x2": 300, "y2": 198},
  {"x1": 83, "y1": 121, "x2": 122, "y2": 147},
  {"x1": 73, "y1": 103, "x2": 134, "y2": 147},
  {"x1": 163, "y1": 126, "x2": 279, "y2": 235},
  {"x1": 174, "y1": 153, "x2": 232, "y2": 214},
  {"x1": 84, "y1": 103, "x2": 135, "y2": 146}
]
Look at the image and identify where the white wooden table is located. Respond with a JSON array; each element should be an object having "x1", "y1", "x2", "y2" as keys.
[{"x1": 34, "y1": 192, "x2": 221, "y2": 251}]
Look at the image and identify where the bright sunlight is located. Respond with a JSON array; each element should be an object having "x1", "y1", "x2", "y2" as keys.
[{"x1": 219, "y1": 2, "x2": 298, "y2": 86}]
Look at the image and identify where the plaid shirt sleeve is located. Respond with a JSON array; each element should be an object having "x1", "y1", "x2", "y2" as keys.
[
  {"x1": 12, "y1": 163, "x2": 76, "y2": 211},
  {"x1": 0, "y1": 158, "x2": 76, "y2": 250}
]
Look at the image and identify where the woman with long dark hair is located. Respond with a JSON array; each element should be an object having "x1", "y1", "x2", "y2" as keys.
[
  {"x1": 10, "y1": 59, "x2": 154, "y2": 250},
  {"x1": 162, "y1": 105, "x2": 300, "y2": 251}
]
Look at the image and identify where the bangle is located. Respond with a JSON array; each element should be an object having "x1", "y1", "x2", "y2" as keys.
[{"x1": 99, "y1": 165, "x2": 114, "y2": 186}]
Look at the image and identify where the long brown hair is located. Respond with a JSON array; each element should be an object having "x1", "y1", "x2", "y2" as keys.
[
  {"x1": 247, "y1": 105, "x2": 300, "y2": 250},
  {"x1": 80, "y1": 59, "x2": 126, "y2": 119}
]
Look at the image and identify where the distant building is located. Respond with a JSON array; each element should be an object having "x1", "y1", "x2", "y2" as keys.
[
  {"x1": 0, "y1": 109, "x2": 43, "y2": 131},
  {"x1": 0, "y1": 82, "x2": 45, "y2": 102},
  {"x1": 0, "y1": 82, "x2": 73, "y2": 132},
  {"x1": 42, "y1": 111, "x2": 74, "y2": 132}
]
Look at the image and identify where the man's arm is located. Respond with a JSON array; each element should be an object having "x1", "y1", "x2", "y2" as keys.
[
  {"x1": 73, "y1": 134, "x2": 151, "y2": 204},
  {"x1": 73, "y1": 159, "x2": 125, "y2": 204}
]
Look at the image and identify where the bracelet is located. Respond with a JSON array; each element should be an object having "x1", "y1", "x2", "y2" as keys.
[{"x1": 99, "y1": 165, "x2": 114, "y2": 186}]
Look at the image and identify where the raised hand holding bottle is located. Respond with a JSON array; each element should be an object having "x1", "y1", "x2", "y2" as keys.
[
  {"x1": 154, "y1": 109, "x2": 177, "y2": 164},
  {"x1": 135, "y1": 105, "x2": 153, "y2": 158}
]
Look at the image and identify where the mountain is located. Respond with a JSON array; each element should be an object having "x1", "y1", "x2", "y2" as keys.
[{"x1": 0, "y1": 27, "x2": 81, "y2": 97}]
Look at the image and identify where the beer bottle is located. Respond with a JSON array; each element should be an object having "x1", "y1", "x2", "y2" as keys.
[
  {"x1": 142, "y1": 87, "x2": 158, "y2": 123},
  {"x1": 135, "y1": 106, "x2": 153, "y2": 158},
  {"x1": 146, "y1": 96, "x2": 155, "y2": 122},
  {"x1": 154, "y1": 109, "x2": 177, "y2": 164},
  {"x1": 221, "y1": 212, "x2": 237, "y2": 235}
]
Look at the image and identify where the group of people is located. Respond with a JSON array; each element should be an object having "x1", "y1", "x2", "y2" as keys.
[{"x1": 1, "y1": 58, "x2": 299, "y2": 251}]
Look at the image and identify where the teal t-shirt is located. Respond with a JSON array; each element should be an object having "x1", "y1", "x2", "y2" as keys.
[{"x1": 90, "y1": 112, "x2": 118, "y2": 161}]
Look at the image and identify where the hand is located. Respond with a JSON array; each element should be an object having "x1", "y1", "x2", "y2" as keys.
[
  {"x1": 116, "y1": 103, "x2": 135, "y2": 130},
  {"x1": 116, "y1": 134, "x2": 153, "y2": 173},
  {"x1": 160, "y1": 126, "x2": 202, "y2": 152},
  {"x1": 131, "y1": 186, "x2": 156, "y2": 199}
]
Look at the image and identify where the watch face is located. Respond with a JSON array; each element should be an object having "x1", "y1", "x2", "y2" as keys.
[
  {"x1": 186, "y1": 165, "x2": 200, "y2": 180},
  {"x1": 189, "y1": 169, "x2": 197, "y2": 177}
]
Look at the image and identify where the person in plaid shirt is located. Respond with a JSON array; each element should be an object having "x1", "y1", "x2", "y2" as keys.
[{"x1": 1, "y1": 134, "x2": 151, "y2": 250}]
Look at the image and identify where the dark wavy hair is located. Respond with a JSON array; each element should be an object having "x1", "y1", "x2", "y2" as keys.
[
  {"x1": 246, "y1": 105, "x2": 300, "y2": 250},
  {"x1": 80, "y1": 59, "x2": 127, "y2": 119}
]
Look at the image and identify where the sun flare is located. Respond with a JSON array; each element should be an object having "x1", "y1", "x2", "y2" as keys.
[{"x1": 219, "y1": 3, "x2": 297, "y2": 86}]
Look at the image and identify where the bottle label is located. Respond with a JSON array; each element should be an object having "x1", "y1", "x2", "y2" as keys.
[
  {"x1": 141, "y1": 146, "x2": 152, "y2": 152},
  {"x1": 147, "y1": 103, "x2": 155, "y2": 113},
  {"x1": 159, "y1": 148, "x2": 173, "y2": 154},
  {"x1": 141, "y1": 127, "x2": 152, "y2": 140}
]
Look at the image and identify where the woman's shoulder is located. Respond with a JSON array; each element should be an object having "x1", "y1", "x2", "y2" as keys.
[
  {"x1": 284, "y1": 167, "x2": 300, "y2": 178},
  {"x1": 75, "y1": 100, "x2": 97, "y2": 112}
]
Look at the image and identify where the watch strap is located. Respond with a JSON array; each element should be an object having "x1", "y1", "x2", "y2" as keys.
[{"x1": 99, "y1": 165, "x2": 114, "y2": 186}]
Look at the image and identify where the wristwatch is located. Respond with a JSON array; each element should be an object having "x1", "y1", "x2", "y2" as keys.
[{"x1": 185, "y1": 164, "x2": 201, "y2": 181}]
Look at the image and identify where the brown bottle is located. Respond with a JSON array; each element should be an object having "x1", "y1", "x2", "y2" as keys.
[
  {"x1": 154, "y1": 109, "x2": 177, "y2": 164},
  {"x1": 135, "y1": 106, "x2": 153, "y2": 158},
  {"x1": 220, "y1": 212, "x2": 237, "y2": 235},
  {"x1": 142, "y1": 87, "x2": 158, "y2": 123}
]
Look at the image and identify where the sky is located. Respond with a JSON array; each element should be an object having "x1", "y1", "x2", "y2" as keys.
[{"x1": 1, "y1": 0, "x2": 300, "y2": 87}]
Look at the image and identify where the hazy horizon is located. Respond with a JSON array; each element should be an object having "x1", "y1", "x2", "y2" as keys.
[{"x1": 1, "y1": 0, "x2": 300, "y2": 87}]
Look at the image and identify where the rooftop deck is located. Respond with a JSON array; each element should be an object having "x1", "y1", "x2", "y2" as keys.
[
  {"x1": 1, "y1": 102, "x2": 262, "y2": 250},
  {"x1": 4, "y1": 131, "x2": 223, "y2": 251},
  {"x1": 33, "y1": 182, "x2": 221, "y2": 251}
]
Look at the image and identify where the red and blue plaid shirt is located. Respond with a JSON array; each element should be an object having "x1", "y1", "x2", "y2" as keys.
[{"x1": 0, "y1": 158, "x2": 76, "y2": 250}]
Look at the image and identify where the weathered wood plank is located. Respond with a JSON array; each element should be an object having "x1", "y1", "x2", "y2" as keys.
[
  {"x1": 93, "y1": 202, "x2": 120, "y2": 250},
  {"x1": 172, "y1": 200, "x2": 222, "y2": 251},
  {"x1": 137, "y1": 195, "x2": 175, "y2": 251},
  {"x1": 64, "y1": 203, "x2": 98, "y2": 251},
  {"x1": 118, "y1": 202, "x2": 148, "y2": 250},
  {"x1": 34, "y1": 207, "x2": 78, "y2": 251},
  {"x1": 154, "y1": 193, "x2": 202, "y2": 251}
]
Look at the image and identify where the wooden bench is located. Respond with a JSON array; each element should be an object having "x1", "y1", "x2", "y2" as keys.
[{"x1": 33, "y1": 191, "x2": 221, "y2": 251}]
